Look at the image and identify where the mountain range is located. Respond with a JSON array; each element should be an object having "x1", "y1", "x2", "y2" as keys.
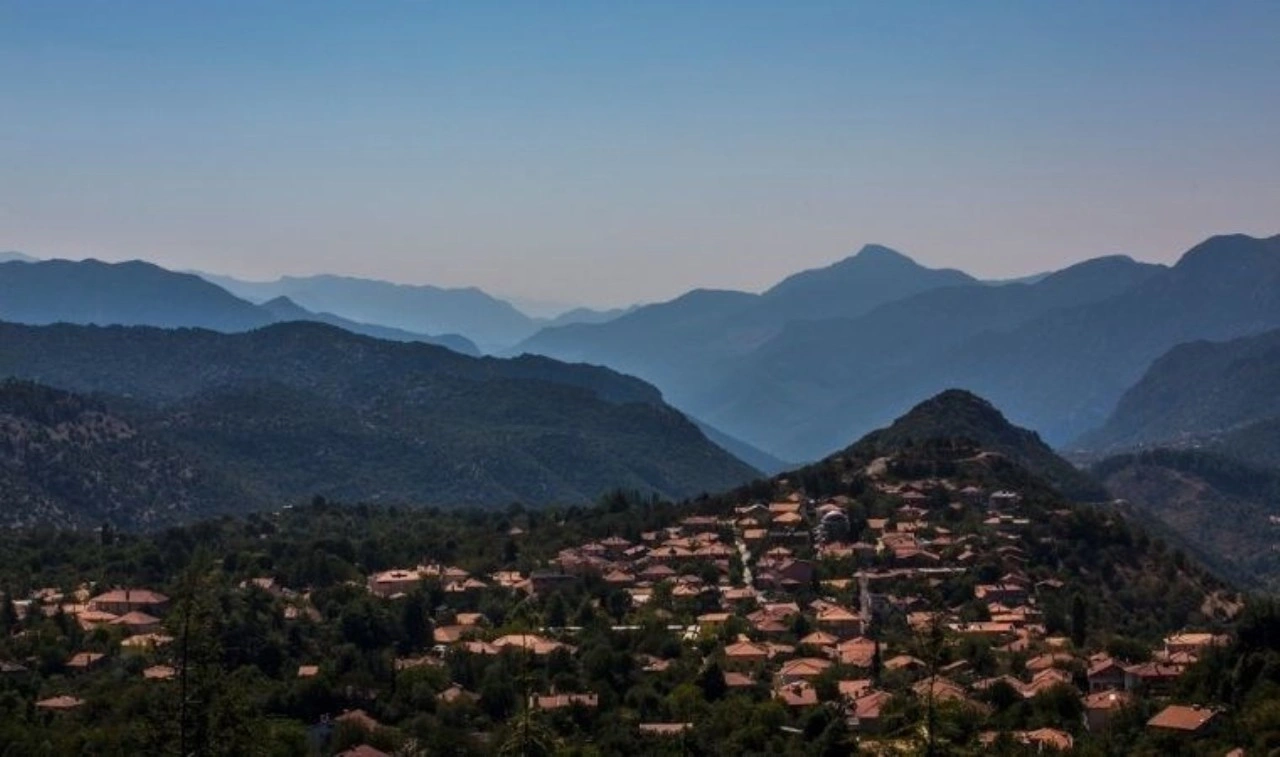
[
  {"x1": 515, "y1": 234, "x2": 1280, "y2": 462},
  {"x1": 197, "y1": 271, "x2": 637, "y2": 352},
  {"x1": 0, "y1": 320, "x2": 760, "y2": 526},
  {"x1": 7, "y1": 233, "x2": 1280, "y2": 473},
  {"x1": 0, "y1": 258, "x2": 479, "y2": 354}
]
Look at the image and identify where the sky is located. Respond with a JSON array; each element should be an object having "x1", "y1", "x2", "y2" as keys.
[{"x1": 2, "y1": 2, "x2": 1278, "y2": 311}]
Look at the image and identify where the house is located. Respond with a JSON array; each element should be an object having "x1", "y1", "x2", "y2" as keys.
[
  {"x1": 143, "y1": 664, "x2": 176, "y2": 681},
  {"x1": 1147, "y1": 704, "x2": 1219, "y2": 734},
  {"x1": 639, "y1": 722, "x2": 692, "y2": 736},
  {"x1": 433, "y1": 625, "x2": 471, "y2": 644},
  {"x1": 492, "y1": 634, "x2": 570, "y2": 656},
  {"x1": 989, "y1": 490, "x2": 1021, "y2": 509},
  {"x1": 35, "y1": 695, "x2": 85, "y2": 712},
  {"x1": 109, "y1": 611, "x2": 162, "y2": 635},
  {"x1": 603, "y1": 570, "x2": 636, "y2": 587},
  {"x1": 366, "y1": 569, "x2": 422, "y2": 598},
  {"x1": 1163, "y1": 632, "x2": 1229, "y2": 657},
  {"x1": 88, "y1": 588, "x2": 169, "y2": 616},
  {"x1": 1022, "y1": 668, "x2": 1075, "y2": 698},
  {"x1": 1087, "y1": 656, "x2": 1127, "y2": 692},
  {"x1": 698, "y1": 612, "x2": 732, "y2": 631},
  {"x1": 837, "y1": 679, "x2": 873, "y2": 702},
  {"x1": 1124, "y1": 662, "x2": 1183, "y2": 694},
  {"x1": 912, "y1": 677, "x2": 970, "y2": 704},
  {"x1": 974, "y1": 583, "x2": 1028, "y2": 605},
  {"x1": 836, "y1": 637, "x2": 878, "y2": 668},
  {"x1": 799, "y1": 630, "x2": 839, "y2": 650},
  {"x1": 883, "y1": 655, "x2": 926, "y2": 675},
  {"x1": 1083, "y1": 689, "x2": 1133, "y2": 732},
  {"x1": 66, "y1": 652, "x2": 105, "y2": 672},
  {"x1": 1025, "y1": 652, "x2": 1075, "y2": 673},
  {"x1": 774, "y1": 681, "x2": 819, "y2": 708},
  {"x1": 775, "y1": 657, "x2": 832, "y2": 685},
  {"x1": 814, "y1": 604, "x2": 863, "y2": 638},
  {"x1": 297, "y1": 665, "x2": 319, "y2": 678},
  {"x1": 337, "y1": 746, "x2": 390, "y2": 757},
  {"x1": 852, "y1": 690, "x2": 894, "y2": 732},
  {"x1": 531, "y1": 693, "x2": 599, "y2": 711},
  {"x1": 724, "y1": 640, "x2": 771, "y2": 669},
  {"x1": 980, "y1": 728, "x2": 1073, "y2": 751}
]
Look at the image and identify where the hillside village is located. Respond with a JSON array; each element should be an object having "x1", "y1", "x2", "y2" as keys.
[{"x1": 0, "y1": 429, "x2": 1255, "y2": 755}]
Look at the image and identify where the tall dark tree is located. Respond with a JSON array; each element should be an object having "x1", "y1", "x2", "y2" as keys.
[
  {"x1": 401, "y1": 590, "x2": 431, "y2": 653},
  {"x1": 696, "y1": 659, "x2": 727, "y2": 702},
  {"x1": 1070, "y1": 593, "x2": 1088, "y2": 648}
]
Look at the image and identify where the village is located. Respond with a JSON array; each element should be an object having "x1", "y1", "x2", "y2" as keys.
[{"x1": 3, "y1": 464, "x2": 1241, "y2": 755}]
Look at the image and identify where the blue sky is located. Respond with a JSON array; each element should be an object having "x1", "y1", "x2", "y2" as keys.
[{"x1": 2, "y1": 1, "x2": 1278, "y2": 310}]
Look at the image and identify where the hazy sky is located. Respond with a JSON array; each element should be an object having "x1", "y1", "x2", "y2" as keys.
[{"x1": 2, "y1": 2, "x2": 1278, "y2": 310}]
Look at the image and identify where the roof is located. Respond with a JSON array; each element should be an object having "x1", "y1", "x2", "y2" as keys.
[
  {"x1": 110, "y1": 611, "x2": 161, "y2": 627},
  {"x1": 725, "y1": 640, "x2": 769, "y2": 658},
  {"x1": 66, "y1": 652, "x2": 104, "y2": 668},
  {"x1": 774, "y1": 681, "x2": 818, "y2": 707},
  {"x1": 531, "y1": 693, "x2": 598, "y2": 710},
  {"x1": 89, "y1": 588, "x2": 169, "y2": 605},
  {"x1": 36, "y1": 695, "x2": 85, "y2": 710},
  {"x1": 1148, "y1": 704, "x2": 1219, "y2": 732},
  {"x1": 1083, "y1": 689, "x2": 1133, "y2": 711},
  {"x1": 724, "y1": 671, "x2": 755, "y2": 688},
  {"x1": 143, "y1": 664, "x2": 176, "y2": 680},
  {"x1": 639, "y1": 722, "x2": 692, "y2": 736},
  {"x1": 778, "y1": 658, "x2": 832, "y2": 678},
  {"x1": 337, "y1": 747, "x2": 390, "y2": 757},
  {"x1": 336, "y1": 709, "x2": 382, "y2": 731}
]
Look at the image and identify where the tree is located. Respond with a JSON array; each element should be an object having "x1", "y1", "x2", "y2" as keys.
[
  {"x1": 400, "y1": 591, "x2": 431, "y2": 653},
  {"x1": 696, "y1": 659, "x2": 727, "y2": 702},
  {"x1": 1071, "y1": 593, "x2": 1088, "y2": 648},
  {"x1": 544, "y1": 592, "x2": 568, "y2": 629},
  {"x1": 0, "y1": 590, "x2": 17, "y2": 635}
]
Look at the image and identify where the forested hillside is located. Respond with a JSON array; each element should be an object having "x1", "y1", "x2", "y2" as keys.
[{"x1": 0, "y1": 322, "x2": 760, "y2": 519}]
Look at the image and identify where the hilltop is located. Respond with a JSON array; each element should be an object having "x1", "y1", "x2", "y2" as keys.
[{"x1": 842, "y1": 389, "x2": 1107, "y2": 501}]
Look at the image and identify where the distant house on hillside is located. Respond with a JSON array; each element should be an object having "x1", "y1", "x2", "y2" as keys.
[{"x1": 89, "y1": 588, "x2": 169, "y2": 616}]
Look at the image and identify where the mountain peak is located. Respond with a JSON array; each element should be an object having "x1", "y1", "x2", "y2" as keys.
[
  {"x1": 851, "y1": 243, "x2": 914, "y2": 264},
  {"x1": 1175, "y1": 233, "x2": 1280, "y2": 270}
]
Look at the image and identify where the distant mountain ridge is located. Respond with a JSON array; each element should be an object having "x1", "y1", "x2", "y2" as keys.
[
  {"x1": 0, "y1": 258, "x2": 478, "y2": 354},
  {"x1": 514, "y1": 244, "x2": 985, "y2": 424},
  {"x1": 0, "y1": 258, "x2": 273, "y2": 331},
  {"x1": 1079, "y1": 326, "x2": 1280, "y2": 455},
  {"x1": 0, "y1": 321, "x2": 761, "y2": 521},
  {"x1": 697, "y1": 253, "x2": 1169, "y2": 458},
  {"x1": 259, "y1": 295, "x2": 480, "y2": 356},
  {"x1": 607, "y1": 233, "x2": 1276, "y2": 462},
  {"x1": 200, "y1": 272, "x2": 539, "y2": 351}
]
